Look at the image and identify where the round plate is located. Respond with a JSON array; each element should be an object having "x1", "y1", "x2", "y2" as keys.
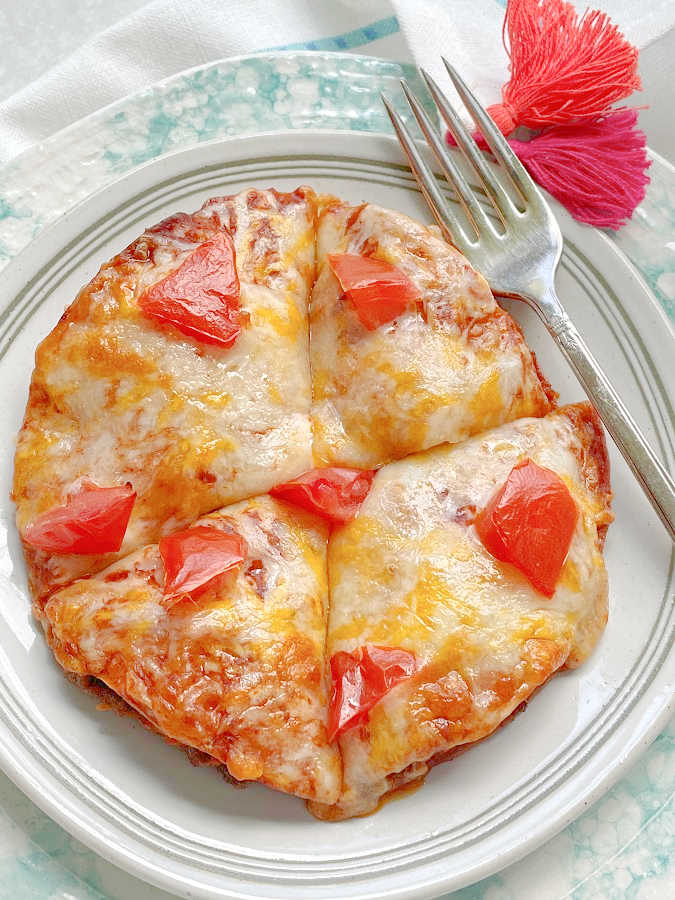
[{"x1": 0, "y1": 131, "x2": 672, "y2": 900}]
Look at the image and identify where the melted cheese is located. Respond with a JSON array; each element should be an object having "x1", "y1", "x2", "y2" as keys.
[
  {"x1": 309, "y1": 407, "x2": 610, "y2": 820},
  {"x1": 310, "y1": 201, "x2": 552, "y2": 467},
  {"x1": 44, "y1": 495, "x2": 340, "y2": 804}
]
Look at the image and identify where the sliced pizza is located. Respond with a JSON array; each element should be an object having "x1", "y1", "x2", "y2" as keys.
[
  {"x1": 308, "y1": 403, "x2": 612, "y2": 820},
  {"x1": 13, "y1": 187, "x2": 316, "y2": 602},
  {"x1": 43, "y1": 494, "x2": 341, "y2": 804},
  {"x1": 12, "y1": 183, "x2": 616, "y2": 822},
  {"x1": 310, "y1": 199, "x2": 554, "y2": 468}
]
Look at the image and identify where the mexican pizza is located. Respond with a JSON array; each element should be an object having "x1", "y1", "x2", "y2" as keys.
[
  {"x1": 14, "y1": 187, "x2": 316, "y2": 602},
  {"x1": 43, "y1": 494, "x2": 341, "y2": 803},
  {"x1": 308, "y1": 404, "x2": 612, "y2": 820},
  {"x1": 310, "y1": 198, "x2": 554, "y2": 468}
]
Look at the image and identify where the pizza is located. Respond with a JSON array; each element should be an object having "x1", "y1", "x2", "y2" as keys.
[
  {"x1": 13, "y1": 187, "x2": 316, "y2": 602},
  {"x1": 308, "y1": 404, "x2": 612, "y2": 820},
  {"x1": 43, "y1": 494, "x2": 341, "y2": 803},
  {"x1": 310, "y1": 199, "x2": 554, "y2": 467},
  {"x1": 12, "y1": 187, "x2": 612, "y2": 815}
]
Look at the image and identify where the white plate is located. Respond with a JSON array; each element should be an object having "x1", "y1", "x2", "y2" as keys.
[{"x1": 0, "y1": 131, "x2": 672, "y2": 900}]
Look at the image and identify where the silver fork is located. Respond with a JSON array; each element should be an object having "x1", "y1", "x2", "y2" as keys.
[{"x1": 382, "y1": 59, "x2": 675, "y2": 541}]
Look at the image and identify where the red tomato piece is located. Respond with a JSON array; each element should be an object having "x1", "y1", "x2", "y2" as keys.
[
  {"x1": 475, "y1": 459, "x2": 579, "y2": 597},
  {"x1": 327, "y1": 253, "x2": 419, "y2": 330},
  {"x1": 270, "y1": 467, "x2": 375, "y2": 524},
  {"x1": 24, "y1": 483, "x2": 136, "y2": 554},
  {"x1": 139, "y1": 232, "x2": 241, "y2": 347},
  {"x1": 327, "y1": 645, "x2": 418, "y2": 741},
  {"x1": 159, "y1": 525, "x2": 247, "y2": 607}
]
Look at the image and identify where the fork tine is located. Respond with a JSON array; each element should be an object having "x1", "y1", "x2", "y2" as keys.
[
  {"x1": 399, "y1": 80, "x2": 495, "y2": 239},
  {"x1": 381, "y1": 93, "x2": 474, "y2": 250},
  {"x1": 420, "y1": 68, "x2": 517, "y2": 222},
  {"x1": 441, "y1": 58, "x2": 538, "y2": 204}
]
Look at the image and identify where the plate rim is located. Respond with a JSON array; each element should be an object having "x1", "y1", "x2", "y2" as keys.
[{"x1": 0, "y1": 129, "x2": 673, "y2": 900}]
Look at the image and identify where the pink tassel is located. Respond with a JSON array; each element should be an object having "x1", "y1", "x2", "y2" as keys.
[
  {"x1": 488, "y1": 0, "x2": 640, "y2": 134},
  {"x1": 510, "y1": 109, "x2": 650, "y2": 229},
  {"x1": 443, "y1": 1, "x2": 648, "y2": 230}
]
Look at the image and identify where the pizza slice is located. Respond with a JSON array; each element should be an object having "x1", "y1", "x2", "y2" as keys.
[
  {"x1": 310, "y1": 199, "x2": 554, "y2": 468},
  {"x1": 13, "y1": 187, "x2": 316, "y2": 602},
  {"x1": 43, "y1": 494, "x2": 341, "y2": 804},
  {"x1": 308, "y1": 403, "x2": 612, "y2": 820}
]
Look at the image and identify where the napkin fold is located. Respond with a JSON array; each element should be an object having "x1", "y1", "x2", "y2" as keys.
[{"x1": 0, "y1": 0, "x2": 673, "y2": 168}]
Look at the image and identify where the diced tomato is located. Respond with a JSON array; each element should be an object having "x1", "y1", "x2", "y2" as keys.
[
  {"x1": 159, "y1": 525, "x2": 247, "y2": 606},
  {"x1": 139, "y1": 232, "x2": 241, "y2": 347},
  {"x1": 475, "y1": 459, "x2": 578, "y2": 597},
  {"x1": 270, "y1": 467, "x2": 375, "y2": 525},
  {"x1": 327, "y1": 253, "x2": 419, "y2": 330},
  {"x1": 24, "y1": 483, "x2": 136, "y2": 554},
  {"x1": 327, "y1": 645, "x2": 418, "y2": 741}
]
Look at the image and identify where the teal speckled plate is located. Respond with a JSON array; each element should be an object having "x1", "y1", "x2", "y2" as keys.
[{"x1": 0, "y1": 52, "x2": 673, "y2": 900}]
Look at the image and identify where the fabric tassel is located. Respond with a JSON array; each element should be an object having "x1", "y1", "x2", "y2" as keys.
[
  {"x1": 510, "y1": 109, "x2": 650, "y2": 229},
  {"x1": 488, "y1": 0, "x2": 641, "y2": 135},
  {"x1": 445, "y1": 108, "x2": 650, "y2": 229}
]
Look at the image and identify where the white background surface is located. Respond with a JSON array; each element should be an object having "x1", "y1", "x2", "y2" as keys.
[{"x1": 0, "y1": 0, "x2": 673, "y2": 161}]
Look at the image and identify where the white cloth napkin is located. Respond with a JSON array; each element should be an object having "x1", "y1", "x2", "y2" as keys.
[{"x1": 0, "y1": 0, "x2": 673, "y2": 168}]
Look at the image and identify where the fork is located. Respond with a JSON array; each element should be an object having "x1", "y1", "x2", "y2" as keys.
[{"x1": 382, "y1": 59, "x2": 675, "y2": 541}]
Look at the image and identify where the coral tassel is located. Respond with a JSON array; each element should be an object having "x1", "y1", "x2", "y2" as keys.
[
  {"x1": 489, "y1": 0, "x2": 641, "y2": 135},
  {"x1": 510, "y1": 109, "x2": 650, "y2": 229}
]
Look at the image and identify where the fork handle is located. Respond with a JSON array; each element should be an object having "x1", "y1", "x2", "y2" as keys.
[{"x1": 532, "y1": 294, "x2": 675, "y2": 541}]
